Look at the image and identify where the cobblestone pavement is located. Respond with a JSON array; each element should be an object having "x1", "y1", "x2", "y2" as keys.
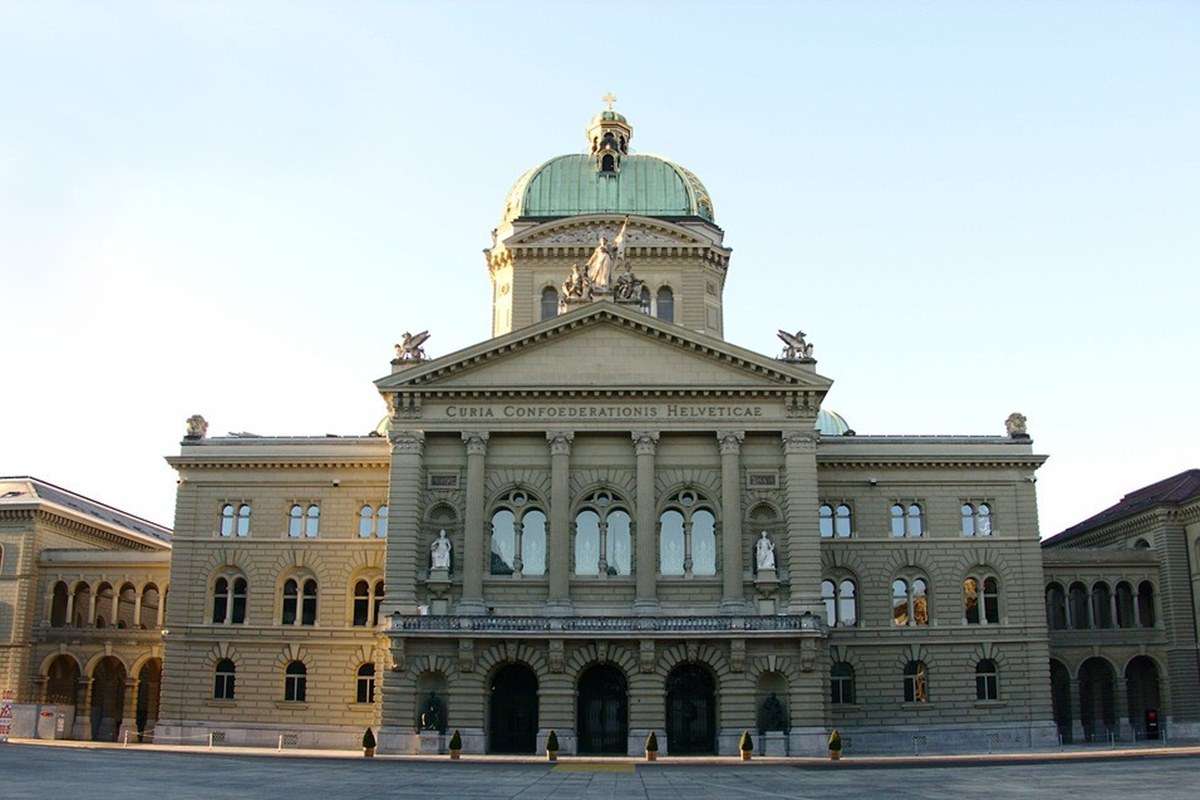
[{"x1": 3, "y1": 743, "x2": 1199, "y2": 799}]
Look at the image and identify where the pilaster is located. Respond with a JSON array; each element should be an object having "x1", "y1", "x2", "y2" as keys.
[
  {"x1": 547, "y1": 431, "x2": 574, "y2": 613},
  {"x1": 718, "y1": 430, "x2": 745, "y2": 613},
  {"x1": 459, "y1": 432, "x2": 489, "y2": 615},
  {"x1": 782, "y1": 429, "x2": 822, "y2": 615},
  {"x1": 632, "y1": 431, "x2": 660, "y2": 613},
  {"x1": 379, "y1": 428, "x2": 425, "y2": 616}
]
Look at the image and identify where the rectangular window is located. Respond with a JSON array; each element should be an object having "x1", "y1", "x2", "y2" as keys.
[
  {"x1": 214, "y1": 673, "x2": 235, "y2": 700},
  {"x1": 831, "y1": 676, "x2": 853, "y2": 705},
  {"x1": 976, "y1": 673, "x2": 998, "y2": 701},
  {"x1": 285, "y1": 675, "x2": 306, "y2": 703}
]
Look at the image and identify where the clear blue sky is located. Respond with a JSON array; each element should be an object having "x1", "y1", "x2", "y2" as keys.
[{"x1": 1, "y1": 2, "x2": 1197, "y2": 536}]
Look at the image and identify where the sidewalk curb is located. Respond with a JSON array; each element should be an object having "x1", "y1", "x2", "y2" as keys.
[{"x1": 6, "y1": 738, "x2": 1200, "y2": 769}]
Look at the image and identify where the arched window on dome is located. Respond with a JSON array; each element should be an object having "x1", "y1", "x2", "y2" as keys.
[
  {"x1": 601, "y1": 154, "x2": 615, "y2": 173},
  {"x1": 656, "y1": 287, "x2": 674, "y2": 323},
  {"x1": 541, "y1": 287, "x2": 559, "y2": 321}
]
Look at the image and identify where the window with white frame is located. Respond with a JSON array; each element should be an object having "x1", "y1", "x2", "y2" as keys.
[
  {"x1": 284, "y1": 661, "x2": 307, "y2": 702},
  {"x1": 892, "y1": 577, "x2": 930, "y2": 626},
  {"x1": 288, "y1": 504, "x2": 320, "y2": 538},
  {"x1": 821, "y1": 578, "x2": 858, "y2": 627},
  {"x1": 573, "y1": 490, "x2": 632, "y2": 576},
  {"x1": 211, "y1": 575, "x2": 247, "y2": 624},
  {"x1": 963, "y1": 575, "x2": 999, "y2": 624},
  {"x1": 975, "y1": 659, "x2": 999, "y2": 701},
  {"x1": 658, "y1": 489, "x2": 716, "y2": 576},
  {"x1": 961, "y1": 502, "x2": 993, "y2": 536},
  {"x1": 358, "y1": 504, "x2": 388, "y2": 538},
  {"x1": 819, "y1": 503, "x2": 853, "y2": 538},
  {"x1": 890, "y1": 503, "x2": 924, "y2": 537},
  {"x1": 219, "y1": 503, "x2": 251, "y2": 537},
  {"x1": 903, "y1": 660, "x2": 928, "y2": 702},
  {"x1": 213, "y1": 659, "x2": 236, "y2": 700},
  {"x1": 356, "y1": 663, "x2": 376, "y2": 704},
  {"x1": 352, "y1": 579, "x2": 386, "y2": 627},
  {"x1": 489, "y1": 490, "x2": 547, "y2": 577},
  {"x1": 281, "y1": 577, "x2": 318, "y2": 626}
]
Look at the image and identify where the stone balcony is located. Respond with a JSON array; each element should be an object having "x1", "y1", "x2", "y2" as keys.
[{"x1": 388, "y1": 613, "x2": 826, "y2": 639}]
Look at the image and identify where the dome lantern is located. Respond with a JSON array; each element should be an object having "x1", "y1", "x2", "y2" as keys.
[{"x1": 587, "y1": 93, "x2": 631, "y2": 175}]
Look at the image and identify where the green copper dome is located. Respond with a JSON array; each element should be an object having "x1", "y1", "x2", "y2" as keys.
[{"x1": 502, "y1": 153, "x2": 715, "y2": 224}]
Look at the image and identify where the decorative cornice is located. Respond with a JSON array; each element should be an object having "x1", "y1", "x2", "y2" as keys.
[
  {"x1": 631, "y1": 430, "x2": 660, "y2": 456},
  {"x1": 782, "y1": 430, "x2": 817, "y2": 454},
  {"x1": 816, "y1": 455, "x2": 1047, "y2": 470},
  {"x1": 461, "y1": 431, "x2": 489, "y2": 456},
  {"x1": 717, "y1": 430, "x2": 745, "y2": 455},
  {"x1": 168, "y1": 457, "x2": 390, "y2": 471},
  {"x1": 546, "y1": 431, "x2": 574, "y2": 456},
  {"x1": 389, "y1": 430, "x2": 425, "y2": 455}
]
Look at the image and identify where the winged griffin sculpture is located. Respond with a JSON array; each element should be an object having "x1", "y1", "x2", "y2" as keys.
[
  {"x1": 777, "y1": 329, "x2": 814, "y2": 360},
  {"x1": 395, "y1": 330, "x2": 431, "y2": 361}
]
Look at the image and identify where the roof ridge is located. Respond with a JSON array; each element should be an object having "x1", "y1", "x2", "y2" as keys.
[{"x1": 1, "y1": 475, "x2": 172, "y2": 533}]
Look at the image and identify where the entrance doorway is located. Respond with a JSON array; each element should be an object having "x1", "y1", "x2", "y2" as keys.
[
  {"x1": 1078, "y1": 657, "x2": 1116, "y2": 742},
  {"x1": 90, "y1": 657, "x2": 126, "y2": 742},
  {"x1": 135, "y1": 659, "x2": 163, "y2": 741},
  {"x1": 488, "y1": 663, "x2": 538, "y2": 753},
  {"x1": 666, "y1": 663, "x2": 716, "y2": 755},
  {"x1": 1125, "y1": 656, "x2": 1162, "y2": 738},
  {"x1": 577, "y1": 664, "x2": 628, "y2": 755},
  {"x1": 1050, "y1": 659, "x2": 1073, "y2": 743}
]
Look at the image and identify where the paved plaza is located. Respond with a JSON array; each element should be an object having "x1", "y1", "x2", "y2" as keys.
[{"x1": 2, "y1": 744, "x2": 1200, "y2": 799}]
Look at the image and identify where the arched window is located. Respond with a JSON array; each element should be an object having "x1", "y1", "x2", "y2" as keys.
[
  {"x1": 575, "y1": 491, "x2": 633, "y2": 576},
  {"x1": 288, "y1": 504, "x2": 304, "y2": 537},
  {"x1": 377, "y1": 505, "x2": 388, "y2": 538},
  {"x1": 892, "y1": 577, "x2": 929, "y2": 626},
  {"x1": 1137, "y1": 582, "x2": 1155, "y2": 627},
  {"x1": 1133, "y1": 538, "x2": 1151, "y2": 550},
  {"x1": 373, "y1": 580, "x2": 385, "y2": 625},
  {"x1": 489, "y1": 491, "x2": 547, "y2": 577},
  {"x1": 50, "y1": 581, "x2": 69, "y2": 627},
  {"x1": 961, "y1": 503, "x2": 993, "y2": 536},
  {"x1": 976, "y1": 659, "x2": 999, "y2": 701},
  {"x1": 541, "y1": 286, "x2": 559, "y2": 321},
  {"x1": 284, "y1": 661, "x2": 307, "y2": 702},
  {"x1": 71, "y1": 582, "x2": 91, "y2": 627},
  {"x1": 359, "y1": 505, "x2": 374, "y2": 537},
  {"x1": 1115, "y1": 582, "x2": 1135, "y2": 628},
  {"x1": 305, "y1": 505, "x2": 320, "y2": 537},
  {"x1": 353, "y1": 580, "x2": 371, "y2": 626},
  {"x1": 212, "y1": 578, "x2": 230, "y2": 624},
  {"x1": 890, "y1": 503, "x2": 924, "y2": 537},
  {"x1": 1091, "y1": 582, "x2": 1113, "y2": 628},
  {"x1": 237, "y1": 504, "x2": 251, "y2": 536},
  {"x1": 220, "y1": 504, "x2": 235, "y2": 536},
  {"x1": 822, "y1": 578, "x2": 858, "y2": 627},
  {"x1": 282, "y1": 579, "x2": 298, "y2": 625},
  {"x1": 1046, "y1": 582, "x2": 1068, "y2": 629},
  {"x1": 601, "y1": 153, "x2": 615, "y2": 172},
  {"x1": 93, "y1": 582, "x2": 113, "y2": 628},
  {"x1": 574, "y1": 510, "x2": 601, "y2": 575},
  {"x1": 655, "y1": 286, "x2": 674, "y2": 323},
  {"x1": 231, "y1": 578, "x2": 246, "y2": 624},
  {"x1": 818, "y1": 502, "x2": 853, "y2": 538},
  {"x1": 658, "y1": 490, "x2": 716, "y2": 576},
  {"x1": 301, "y1": 579, "x2": 318, "y2": 625},
  {"x1": 964, "y1": 575, "x2": 1000, "y2": 624},
  {"x1": 1069, "y1": 582, "x2": 1089, "y2": 629},
  {"x1": 903, "y1": 660, "x2": 928, "y2": 703},
  {"x1": 821, "y1": 580, "x2": 836, "y2": 626},
  {"x1": 831, "y1": 662, "x2": 855, "y2": 705},
  {"x1": 356, "y1": 663, "x2": 376, "y2": 704},
  {"x1": 214, "y1": 659, "x2": 236, "y2": 700}
]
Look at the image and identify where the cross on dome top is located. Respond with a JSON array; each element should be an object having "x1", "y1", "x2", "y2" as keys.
[{"x1": 602, "y1": 91, "x2": 617, "y2": 110}]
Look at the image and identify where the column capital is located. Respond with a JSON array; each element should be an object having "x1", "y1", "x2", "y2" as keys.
[
  {"x1": 781, "y1": 429, "x2": 817, "y2": 454},
  {"x1": 631, "y1": 430, "x2": 660, "y2": 456},
  {"x1": 546, "y1": 430, "x2": 574, "y2": 456},
  {"x1": 461, "y1": 431, "x2": 490, "y2": 456},
  {"x1": 389, "y1": 429, "x2": 425, "y2": 455},
  {"x1": 716, "y1": 430, "x2": 745, "y2": 455}
]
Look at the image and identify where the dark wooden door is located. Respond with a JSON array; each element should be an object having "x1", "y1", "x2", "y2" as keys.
[
  {"x1": 666, "y1": 664, "x2": 715, "y2": 755},
  {"x1": 577, "y1": 665, "x2": 628, "y2": 754},
  {"x1": 488, "y1": 664, "x2": 538, "y2": 753}
]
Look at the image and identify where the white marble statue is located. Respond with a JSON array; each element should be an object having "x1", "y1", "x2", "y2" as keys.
[
  {"x1": 430, "y1": 529, "x2": 452, "y2": 570},
  {"x1": 585, "y1": 217, "x2": 628, "y2": 288},
  {"x1": 755, "y1": 531, "x2": 776, "y2": 571}
]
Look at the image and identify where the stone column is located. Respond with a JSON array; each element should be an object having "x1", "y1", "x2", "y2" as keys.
[
  {"x1": 459, "y1": 432, "x2": 489, "y2": 615},
  {"x1": 379, "y1": 429, "x2": 425, "y2": 617},
  {"x1": 718, "y1": 430, "x2": 745, "y2": 613},
  {"x1": 782, "y1": 430, "x2": 822, "y2": 615},
  {"x1": 547, "y1": 431, "x2": 574, "y2": 613},
  {"x1": 632, "y1": 431, "x2": 660, "y2": 613}
]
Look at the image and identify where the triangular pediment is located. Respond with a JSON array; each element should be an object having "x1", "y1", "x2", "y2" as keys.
[{"x1": 376, "y1": 302, "x2": 831, "y2": 396}]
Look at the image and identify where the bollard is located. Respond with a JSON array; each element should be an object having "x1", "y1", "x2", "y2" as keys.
[
  {"x1": 208, "y1": 732, "x2": 214, "y2": 750},
  {"x1": 122, "y1": 729, "x2": 130, "y2": 748},
  {"x1": 278, "y1": 734, "x2": 284, "y2": 751}
]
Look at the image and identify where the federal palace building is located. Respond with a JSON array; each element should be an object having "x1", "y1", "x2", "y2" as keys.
[{"x1": 2, "y1": 106, "x2": 1198, "y2": 756}]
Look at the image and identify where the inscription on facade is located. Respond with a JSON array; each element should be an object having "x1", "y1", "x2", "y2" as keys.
[{"x1": 442, "y1": 404, "x2": 767, "y2": 420}]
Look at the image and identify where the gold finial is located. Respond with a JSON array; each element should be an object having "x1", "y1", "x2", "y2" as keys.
[{"x1": 602, "y1": 91, "x2": 617, "y2": 110}]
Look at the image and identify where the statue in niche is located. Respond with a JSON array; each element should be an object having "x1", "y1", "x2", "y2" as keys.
[
  {"x1": 430, "y1": 529, "x2": 452, "y2": 571},
  {"x1": 585, "y1": 216, "x2": 628, "y2": 289},
  {"x1": 561, "y1": 263, "x2": 591, "y2": 301},
  {"x1": 759, "y1": 692, "x2": 788, "y2": 733},
  {"x1": 755, "y1": 531, "x2": 776, "y2": 571},
  {"x1": 419, "y1": 691, "x2": 446, "y2": 733}
]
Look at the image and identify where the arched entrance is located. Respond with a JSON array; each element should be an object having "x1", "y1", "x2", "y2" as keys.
[
  {"x1": 135, "y1": 658, "x2": 163, "y2": 741},
  {"x1": 666, "y1": 663, "x2": 716, "y2": 755},
  {"x1": 1078, "y1": 657, "x2": 1116, "y2": 742},
  {"x1": 45, "y1": 655, "x2": 80, "y2": 705},
  {"x1": 1125, "y1": 656, "x2": 1162, "y2": 739},
  {"x1": 577, "y1": 664, "x2": 628, "y2": 755},
  {"x1": 488, "y1": 663, "x2": 538, "y2": 754},
  {"x1": 90, "y1": 657, "x2": 126, "y2": 742},
  {"x1": 1049, "y1": 659, "x2": 1073, "y2": 743}
]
